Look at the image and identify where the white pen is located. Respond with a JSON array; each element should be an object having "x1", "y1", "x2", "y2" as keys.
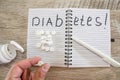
[{"x1": 72, "y1": 36, "x2": 120, "y2": 67}]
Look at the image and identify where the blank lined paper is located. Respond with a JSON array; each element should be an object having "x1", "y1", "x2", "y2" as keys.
[{"x1": 71, "y1": 9, "x2": 110, "y2": 67}]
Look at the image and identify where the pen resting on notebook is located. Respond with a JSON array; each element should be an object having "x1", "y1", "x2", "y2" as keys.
[{"x1": 72, "y1": 36, "x2": 120, "y2": 67}]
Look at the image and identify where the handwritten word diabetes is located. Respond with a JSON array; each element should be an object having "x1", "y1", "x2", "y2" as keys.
[{"x1": 31, "y1": 14, "x2": 108, "y2": 27}]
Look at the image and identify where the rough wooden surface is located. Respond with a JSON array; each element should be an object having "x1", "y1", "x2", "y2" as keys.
[{"x1": 0, "y1": 0, "x2": 120, "y2": 80}]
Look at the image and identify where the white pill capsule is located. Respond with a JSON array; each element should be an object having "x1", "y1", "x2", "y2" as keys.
[
  {"x1": 45, "y1": 47, "x2": 50, "y2": 51},
  {"x1": 46, "y1": 38, "x2": 52, "y2": 42},
  {"x1": 46, "y1": 35, "x2": 52, "y2": 40},
  {"x1": 46, "y1": 41, "x2": 53, "y2": 46},
  {"x1": 41, "y1": 45, "x2": 46, "y2": 51},
  {"x1": 36, "y1": 30, "x2": 44, "y2": 35}
]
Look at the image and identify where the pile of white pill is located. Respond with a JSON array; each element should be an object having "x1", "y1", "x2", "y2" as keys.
[{"x1": 36, "y1": 30, "x2": 56, "y2": 52}]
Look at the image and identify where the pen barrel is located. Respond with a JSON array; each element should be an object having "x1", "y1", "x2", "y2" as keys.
[
  {"x1": 93, "y1": 49, "x2": 120, "y2": 67},
  {"x1": 73, "y1": 37, "x2": 120, "y2": 67},
  {"x1": 103, "y1": 57, "x2": 120, "y2": 67},
  {"x1": 73, "y1": 37, "x2": 105, "y2": 57},
  {"x1": 91, "y1": 46, "x2": 120, "y2": 67}
]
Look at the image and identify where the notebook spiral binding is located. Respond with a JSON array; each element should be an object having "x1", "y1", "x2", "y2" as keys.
[{"x1": 65, "y1": 9, "x2": 73, "y2": 67}]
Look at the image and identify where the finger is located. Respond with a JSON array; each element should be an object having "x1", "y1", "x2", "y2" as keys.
[
  {"x1": 15, "y1": 57, "x2": 41, "y2": 70},
  {"x1": 22, "y1": 68, "x2": 31, "y2": 80},
  {"x1": 30, "y1": 72, "x2": 34, "y2": 80},
  {"x1": 5, "y1": 57, "x2": 41, "y2": 80},
  {"x1": 32, "y1": 63, "x2": 50, "y2": 80},
  {"x1": 5, "y1": 66, "x2": 22, "y2": 80}
]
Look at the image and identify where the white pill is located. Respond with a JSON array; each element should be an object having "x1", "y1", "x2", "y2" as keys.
[
  {"x1": 46, "y1": 38, "x2": 52, "y2": 41},
  {"x1": 51, "y1": 31, "x2": 56, "y2": 35},
  {"x1": 44, "y1": 39, "x2": 52, "y2": 44},
  {"x1": 46, "y1": 41, "x2": 53, "y2": 46},
  {"x1": 37, "y1": 61, "x2": 44, "y2": 66},
  {"x1": 36, "y1": 30, "x2": 44, "y2": 35},
  {"x1": 40, "y1": 30, "x2": 45, "y2": 34},
  {"x1": 36, "y1": 43, "x2": 41, "y2": 48},
  {"x1": 50, "y1": 47, "x2": 54, "y2": 51},
  {"x1": 45, "y1": 47, "x2": 50, "y2": 51},
  {"x1": 46, "y1": 35, "x2": 52, "y2": 41},
  {"x1": 46, "y1": 38, "x2": 53, "y2": 41},
  {"x1": 41, "y1": 45, "x2": 46, "y2": 51}
]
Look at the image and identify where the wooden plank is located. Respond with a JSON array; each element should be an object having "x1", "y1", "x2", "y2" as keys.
[{"x1": 0, "y1": 0, "x2": 120, "y2": 80}]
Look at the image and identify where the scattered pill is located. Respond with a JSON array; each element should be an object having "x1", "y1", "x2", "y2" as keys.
[
  {"x1": 46, "y1": 41, "x2": 53, "y2": 46},
  {"x1": 41, "y1": 45, "x2": 46, "y2": 50},
  {"x1": 46, "y1": 35, "x2": 52, "y2": 41},
  {"x1": 45, "y1": 47, "x2": 50, "y2": 51},
  {"x1": 40, "y1": 30, "x2": 45, "y2": 34},
  {"x1": 36, "y1": 30, "x2": 56, "y2": 52},
  {"x1": 46, "y1": 38, "x2": 52, "y2": 42},
  {"x1": 36, "y1": 30, "x2": 44, "y2": 35}
]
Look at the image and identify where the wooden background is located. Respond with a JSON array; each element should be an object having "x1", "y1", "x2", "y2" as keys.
[{"x1": 0, "y1": 0, "x2": 120, "y2": 80}]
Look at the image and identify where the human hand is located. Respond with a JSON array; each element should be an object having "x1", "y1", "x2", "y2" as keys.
[{"x1": 5, "y1": 57, "x2": 50, "y2": 80}]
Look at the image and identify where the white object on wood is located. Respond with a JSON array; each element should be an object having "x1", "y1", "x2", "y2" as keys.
[{"x1": 72, "y1": 36, "x2": 120, "y2": 67}]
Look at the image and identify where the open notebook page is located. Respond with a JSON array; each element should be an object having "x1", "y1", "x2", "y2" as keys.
[
  {"x1": 27, "y1": 9, "x2": 66, "y2": 67},
  {"x1": 27, "y1": 8, "x2": 111, "y2": 67},
  {"x1": 71, "y1": 9, "x2": 110, "y2": 67}
]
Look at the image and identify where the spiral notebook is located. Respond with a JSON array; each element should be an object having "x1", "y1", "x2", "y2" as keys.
[{"x1": 27, "y1": 8, "x2": 110, "y2": 67}]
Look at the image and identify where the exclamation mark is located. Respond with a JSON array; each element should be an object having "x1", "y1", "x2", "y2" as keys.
[{"x1": 104, "y1": 13, "x2": 108, "y2": 29}]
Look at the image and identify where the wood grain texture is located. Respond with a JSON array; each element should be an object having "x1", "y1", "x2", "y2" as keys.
[{"x1": 0, "y1": 0, "x2": 120, "y2": 80}]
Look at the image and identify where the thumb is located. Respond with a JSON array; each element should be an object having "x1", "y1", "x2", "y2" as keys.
[{"x1": 32, "y1": 63, "x2": 50, "y2": 80}]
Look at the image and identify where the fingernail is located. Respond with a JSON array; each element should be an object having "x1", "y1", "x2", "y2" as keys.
[{"x1": 42, "y1": 64, "x2": 50, "y2": 72}]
